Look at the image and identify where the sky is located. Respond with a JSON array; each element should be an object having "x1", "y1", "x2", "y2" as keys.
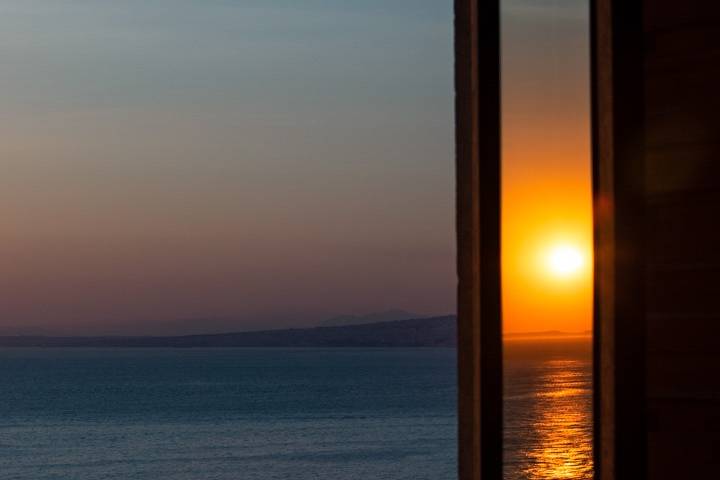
[
  {"x1": 0, "y1": 1, "x2": 455, "y2": 334},
  {"x1": 0, "y1": 1, "x2": 590, "y2": 335},
  {"x1": 502, "y1": 0, "x2": 592, "y2": 334}
]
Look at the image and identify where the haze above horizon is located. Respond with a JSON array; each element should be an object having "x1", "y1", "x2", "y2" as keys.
[
  {"x1": 1, "y1": 0, "x2": 590, "y2": 336},
  {"x1": 0, "y1": 1, "x2": 454, "y2": 335}
]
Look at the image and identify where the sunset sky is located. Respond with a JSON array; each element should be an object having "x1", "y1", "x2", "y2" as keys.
[
  {"x1": 0, "y1": 1, "x2": 590, "y2": 335},
  {"x1": 0, "y1": 1, "x2": 455, "y2": 334},
  {"x1": 502, "y1": 0, "x2": 592, "y2": 334}
]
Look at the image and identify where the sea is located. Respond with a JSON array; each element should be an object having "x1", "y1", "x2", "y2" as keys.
[{"x1": 0, "y1": 341, "x2": 591, "y2": 480}]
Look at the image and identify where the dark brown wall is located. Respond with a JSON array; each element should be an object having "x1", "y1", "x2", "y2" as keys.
[
  {"x1": 643, "y1": 1, "x2": 720, "y2": 478},
  {"x1": 455, "y1": 1, "x2": 503, "y2": 479},
  {"x1": 595, "y1": 1, "x2": 720, "y2": 478},
  {"x1": 593, "y1": 1, "x2": 646, "y2": 478},
  {"x1": 457, "y1": 1, "x2": 720, "y2": 477}
]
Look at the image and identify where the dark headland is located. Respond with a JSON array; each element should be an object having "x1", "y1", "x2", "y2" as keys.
[{"x1": 0, "y1": 316, "x2": 457, "y2": 348}]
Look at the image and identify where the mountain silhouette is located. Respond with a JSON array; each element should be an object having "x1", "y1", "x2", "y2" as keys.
[
  {"x1": 318, "y1": 310, "x2": 424, "y2": 327},
  {"x1": 0, "y1": 316, "x2": 457, "y2": 348}
]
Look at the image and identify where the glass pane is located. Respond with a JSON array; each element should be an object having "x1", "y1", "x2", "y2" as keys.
[
  {"x1": 0, "y1": 2, "x2": 456, "y2": 479},
  {"x1": 501, "y1": 1, "x2": 593, "y2": 479}
]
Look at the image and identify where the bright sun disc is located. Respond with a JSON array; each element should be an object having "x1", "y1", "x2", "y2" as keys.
[{"x1": 546, "y1": 245, "x2": 584, "y2": 277}]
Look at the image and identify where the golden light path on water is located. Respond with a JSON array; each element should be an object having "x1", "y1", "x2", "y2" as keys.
[
  {"x1": 504, "y1": 342, "x2": 593, "y2": 480},
  {"x1": 523, "y1": 361, "x2": 593, "y2": 479},
  {"x1": 501, "y1": 0, "x2": 593, "y2": 475}
]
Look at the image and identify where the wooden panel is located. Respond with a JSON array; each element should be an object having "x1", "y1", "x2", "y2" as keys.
[
  {"x1": 646, "y1": 113, "x2": 720, "y2": 148},
  {"x1": 647, "y1": 432, "x2": 720, "y2": 480},
  {"x1": 646, "y1": 66, "x2": 720, "y2": 119},
  {"x1": 644, "y1": 26, "x2": 720, "y2": 150},
  {"x1": 594, "y1": 0, "x2": 720, "y2": 478},
  {"x1": 646, "y1": 191, "x2": 720, "y2": 264},
  {"x1": 648, "y1": 398, "x2": 720, "y2": 432},
  {"x1": 648, "y1": 314, "x2": 720, "y2": 354},
  {"x1": 647, "y1": 352, "x2": 720, "y2": 397},
  {"x1": 647, "y1": 266, "x2": 720, "y2": 316},
  {"x1": 645, "y1": 2, "x2": 720, "y2": 32},
  {"x1": 455, "y1": 1, "x2": 502, "y2": 479},
  {"x1": 643, "y1": 1, "x2": 720, "y2": 478},
  {"x1": 646, "y1": 145, "x2": 720, "y2": 195},
  {"x1": 592, "y1": 1, "x2": 647, "y2": 479},
  {"x1": 645, "y1": 27, "x2": 720, "y2": 72},
  {"x1": 648, "y1": 395, "x2": 720, "y2": 479}
]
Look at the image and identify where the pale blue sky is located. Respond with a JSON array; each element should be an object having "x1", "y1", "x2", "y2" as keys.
[
  {"x1": 0, "y1": 1, "x2": 589, "y2": 334},
  {"x1": 0, "y1": 1, "x2": 455, "y2": 332}
]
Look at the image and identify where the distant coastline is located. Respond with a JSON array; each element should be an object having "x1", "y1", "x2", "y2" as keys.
[
  {"x1": 0, "y1": 316, "x2": 591, "y2": 348},
  {"x1": 0, "y1": 316, "x2": 457, "y2": 348},
  {"x1": 504, "y1": 330, "x2": 592, "y2": 341}
]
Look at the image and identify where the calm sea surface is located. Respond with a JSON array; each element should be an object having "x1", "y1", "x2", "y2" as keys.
[
  {"x1": 504, "y1": 340, "x2": 593, "y2": 480},
  {"x1": 0, "y1": 343, "x2": 591, "y2": 479}
]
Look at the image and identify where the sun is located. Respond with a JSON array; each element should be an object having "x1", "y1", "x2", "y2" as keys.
[{"x1": 546, "y1": 244, "x2": 585, "y2": 278}]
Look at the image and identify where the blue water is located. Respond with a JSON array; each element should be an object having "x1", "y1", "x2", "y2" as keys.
[
  {"x1": 0, "y1": 348, "x2": 457, "y2": 480},
  {"x1": 0, "y1": 343, "x2": 592, "y2": 479},
  {"x1": 504, "y1": 339, "x2": 593, "y2": 479}
]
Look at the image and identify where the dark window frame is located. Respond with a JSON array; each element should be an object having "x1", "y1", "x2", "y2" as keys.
[
  {"x1": 454, "y1": 1, "x2": 646, "y2": 478},
  {"x1": 455, "y1": 1, "x2": 502, "y2": 478}
]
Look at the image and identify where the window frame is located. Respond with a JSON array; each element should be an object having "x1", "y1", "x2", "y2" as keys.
[
  {"x1": 455, "y1": 1, "x2": 502, "y2": 478},
  {"x1": 454, "y1": 1, "x2": 646, "y2": 478}
]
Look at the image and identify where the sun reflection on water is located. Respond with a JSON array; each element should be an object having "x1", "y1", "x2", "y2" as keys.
[{"x1": 504, "y1": 344, "x2": 593, "y2": 480}]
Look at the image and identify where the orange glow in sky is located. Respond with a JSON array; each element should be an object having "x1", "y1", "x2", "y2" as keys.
[
  {"x1": 502, "y1": 175, "x2": 593, "y2": 334},
  {"x1": 501, "y1": 3, "x2": 592, "y2": 335}
]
